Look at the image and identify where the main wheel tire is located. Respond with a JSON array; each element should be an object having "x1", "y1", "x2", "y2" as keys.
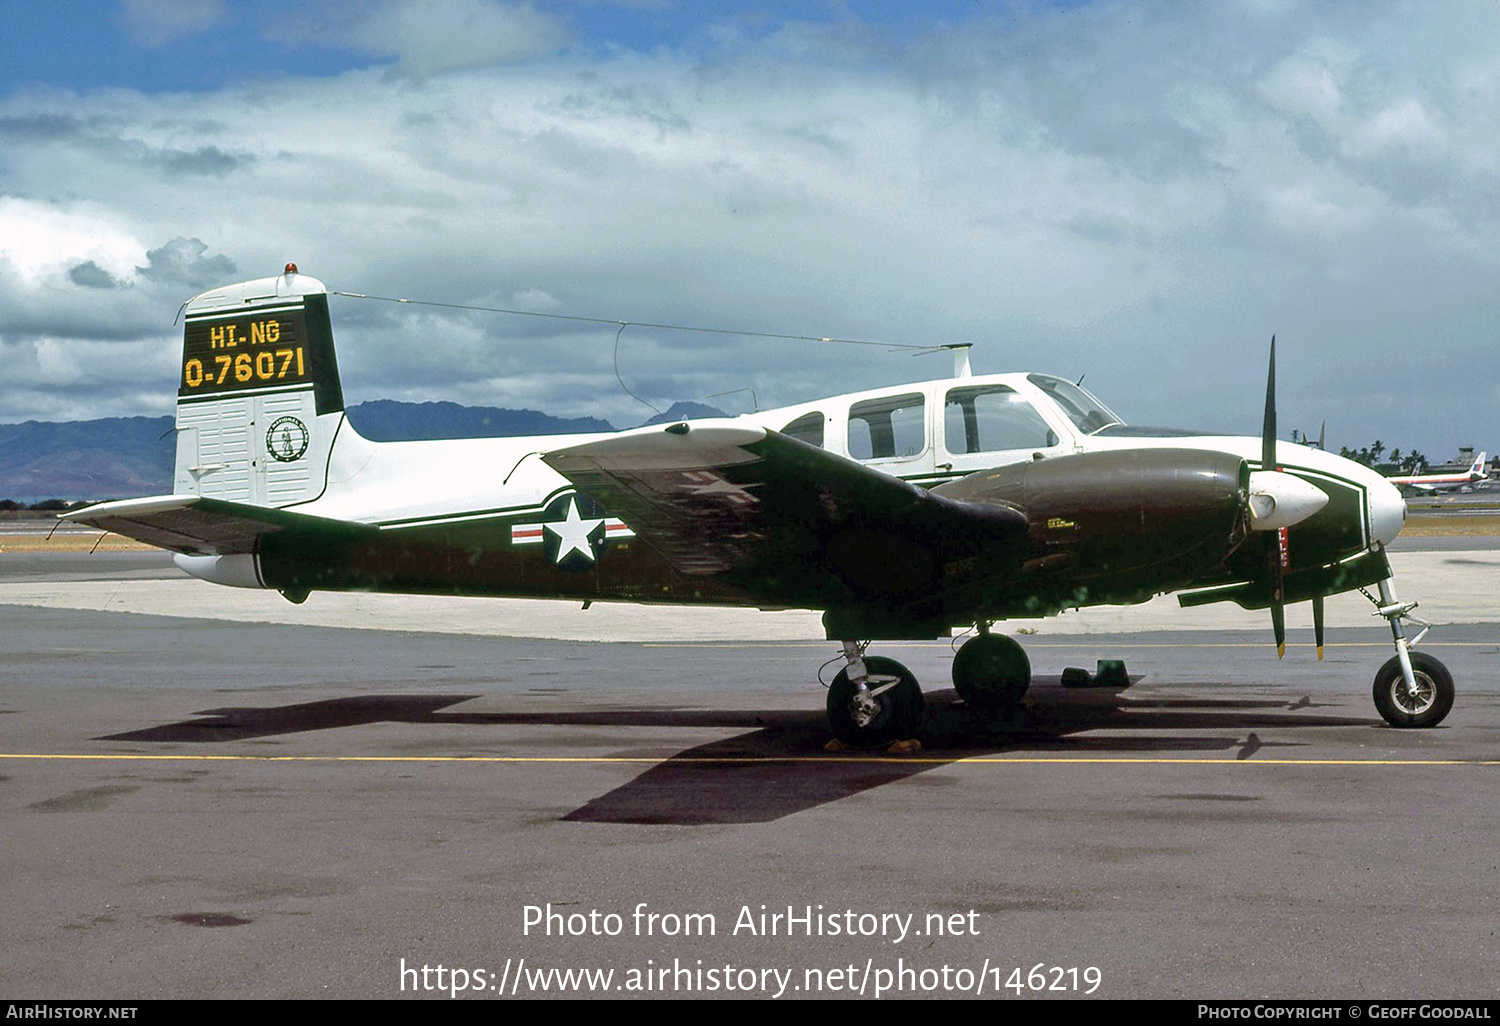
[
  {"x1": 952, "y1": 633, "x2": 1031, "y2": 712},
  {"x1": 827, "y1": 656, "x2": 924, "y2": 748},
  {"x1": 1372, "y1": 651, "x2": 1454, "y2": 728}
]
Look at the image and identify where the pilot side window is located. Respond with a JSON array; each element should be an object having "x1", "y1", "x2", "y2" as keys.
[
  {"x1": 848, "y1": 393, "x2": 925, "y2": 460},
  {"x1": 780, "y1": 411, "x2": 825, "y2": 448},
  {"x1": 944, "y1": 385, "x2": 1058, "y2": 454},
  {"x1": 1026, "y1": 374, "x2": 1122, "y2": 435}
]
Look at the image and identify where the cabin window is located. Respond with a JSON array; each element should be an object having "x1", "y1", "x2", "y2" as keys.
[
  {"x1": 848, "y1": 392, "x2": 925, "y2": 460},
  {"x1": 781, "y1": 411, "x2": 825, "y2": 448},
  {"x1": 944, "y1": 385, "x2": 1057, "y2": 454}
]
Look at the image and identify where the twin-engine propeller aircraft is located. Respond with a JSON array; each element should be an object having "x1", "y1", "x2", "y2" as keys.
[{"x1": 64, "y1": 266, "x2": 1455, "y2": 745}]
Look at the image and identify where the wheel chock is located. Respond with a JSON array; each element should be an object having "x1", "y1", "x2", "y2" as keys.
[
  {"x1": 1060, "y1": 667, "x2": 1092, "y2": 687},
  {"x1": 1095, "y1": 659, "x2": 1130, "y2": 687}
]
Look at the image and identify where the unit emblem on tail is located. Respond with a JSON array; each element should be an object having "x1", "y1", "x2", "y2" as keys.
[{"x1": 266, "y1": 416, "x2": 310, "y2": 462}]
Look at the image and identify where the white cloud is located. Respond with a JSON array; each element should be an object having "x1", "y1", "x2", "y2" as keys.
[
  {"x1": 1354, "y1": 96, "x2": 1445, "y2": 156},
  {"x1": 348, "y1": 0, "x2": 570, "y2": 78},
  {"x1": 0, "y1": 197, "x2": 142, "y2": 284},
  {"x1": 135, "y1": 237, "x2": 237, "y2": 288},
  {"x1": 1, "y1": 1, "x2": 1498, "y2": 459},
  {"x1": 1260, "y1": 46, "x2": 1352, "y2": 128},
  {"x1": 118, "y1": 0, "x2": 230, "y2": 48}
]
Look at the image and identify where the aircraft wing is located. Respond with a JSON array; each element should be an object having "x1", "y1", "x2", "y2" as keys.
[
  {"x1": 543, "y1": 422, "x2": 1028, "y2": 611},
  {"x1": 60, "y1": 494, "x2": 373, "y2": 556}
]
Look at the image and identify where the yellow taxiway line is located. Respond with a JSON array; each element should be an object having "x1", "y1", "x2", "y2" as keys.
[
  {"x1": 645, "y1": 640, "x2": 1500, "y2": 649},
  {"x1": 1, "y1": 752, "x2": 1496, "y2": 767}
]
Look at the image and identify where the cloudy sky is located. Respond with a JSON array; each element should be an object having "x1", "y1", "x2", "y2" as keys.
[{"x1": 2, "y1": 0, "x2": 1496, "y2": 461}]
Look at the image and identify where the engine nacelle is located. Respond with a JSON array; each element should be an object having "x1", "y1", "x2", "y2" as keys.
[{"x1": 932, "y1": 448, "x2": 1249, "y2": 591}]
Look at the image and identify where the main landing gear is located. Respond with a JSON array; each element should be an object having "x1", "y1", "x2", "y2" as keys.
[
  {"x1": 826, "y1": 642, "x2": 925, "y2": 748},
  {"x1": 951, "y1": 623, "x2": 1031, "y2": 716},
  {"x1": 1365, "y1": 576, "x2": 1453, "y2": 728},
  {"x1": 825, "y1": 626, "x2": 1038, "y2": 748}
]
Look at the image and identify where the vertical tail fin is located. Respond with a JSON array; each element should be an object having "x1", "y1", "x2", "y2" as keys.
[{"x1": 174, "y1": 265, "x2": 345, "y2": 507}]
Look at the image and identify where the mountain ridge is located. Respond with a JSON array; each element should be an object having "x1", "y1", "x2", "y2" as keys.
[{"x1": 1, "y1": 398, "x2": 726, "y2": 501}]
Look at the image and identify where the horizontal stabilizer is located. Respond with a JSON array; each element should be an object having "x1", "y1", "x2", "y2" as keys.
[{"x1": 61, "y1": 494, "x2": 372, "y2": 556}]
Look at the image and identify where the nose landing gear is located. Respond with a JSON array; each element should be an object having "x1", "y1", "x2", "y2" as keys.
[
  {"x1": 1372, "y1": 650, "x2": 1453, "y2": 728},
  {"x1": 1364, "y1": 572, "x2": 1454, "y2": 728}
]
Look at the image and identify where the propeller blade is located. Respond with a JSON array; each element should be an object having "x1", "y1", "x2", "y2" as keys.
[
  {"x1": 1262, "y1": 336, "x2": 1277, "y2": 473},
  {"x1": 1268, "y1": 526, "x2": 1289, "y2": 658},
  {"x1": 1262, "y1": 336, "x2": 1286, "y2": 657},
  {"x1": 1312, "y1": 593, "x2": 1325, "y2": 661}
]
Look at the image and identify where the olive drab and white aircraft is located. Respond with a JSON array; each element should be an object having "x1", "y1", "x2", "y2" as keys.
[{"x1": 63, "y1": 266, "x2": 1456, "y2": 745}]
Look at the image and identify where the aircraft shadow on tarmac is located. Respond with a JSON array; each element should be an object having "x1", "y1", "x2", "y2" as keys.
[{"x1": 95, "y1": 681, "x2": 1373, "y2": 825}]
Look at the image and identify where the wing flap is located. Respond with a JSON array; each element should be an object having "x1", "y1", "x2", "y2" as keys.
[
  {"x1": 544, "y1": 426, "x2": 768, "y2": 574},
  {"x1": 61, "y1": 494, "x2": 371, "y2": 556}
]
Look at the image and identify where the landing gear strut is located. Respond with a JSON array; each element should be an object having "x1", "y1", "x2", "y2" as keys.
[
  {"x1": 951, "y1": 623, "x2": 1031, "y2": 715},
  {"x1": 1365, "y1": 573, "x2": 1453, "y2": 728},
  {"x1": 826, "y1": 642, "x2": 924, "y2": 747}
]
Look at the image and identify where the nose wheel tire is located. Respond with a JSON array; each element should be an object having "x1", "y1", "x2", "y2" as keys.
[
  {"x1": 826, "y1": 657, "x2": 924, "y2": 748},
  {"x1": 1372, "y1": 651, "x2": 1453, "y2": 728}
]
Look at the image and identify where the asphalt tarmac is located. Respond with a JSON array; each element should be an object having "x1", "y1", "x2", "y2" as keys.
[{"x1": 2, "y1": 547, "x2": 1498, "y2": 1000}]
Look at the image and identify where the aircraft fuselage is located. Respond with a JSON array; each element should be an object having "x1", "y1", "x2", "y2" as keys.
[{"x1": 186, "y1": 369, "x2": 1404, "y2": 637}]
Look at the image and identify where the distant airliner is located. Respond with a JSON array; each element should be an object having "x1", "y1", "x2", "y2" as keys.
[{"x1": 1387, "y1": 452, "x2": 1488, "y2": 493}]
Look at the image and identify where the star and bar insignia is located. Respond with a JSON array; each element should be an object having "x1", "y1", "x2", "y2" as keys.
[{"x1": 510, "y1": 493, "x2": 634, "y2": 571}]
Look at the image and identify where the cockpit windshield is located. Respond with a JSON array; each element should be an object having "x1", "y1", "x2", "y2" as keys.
[{"x1": 1027, "y1": 374, "x2": 1124, "y2": 435}]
